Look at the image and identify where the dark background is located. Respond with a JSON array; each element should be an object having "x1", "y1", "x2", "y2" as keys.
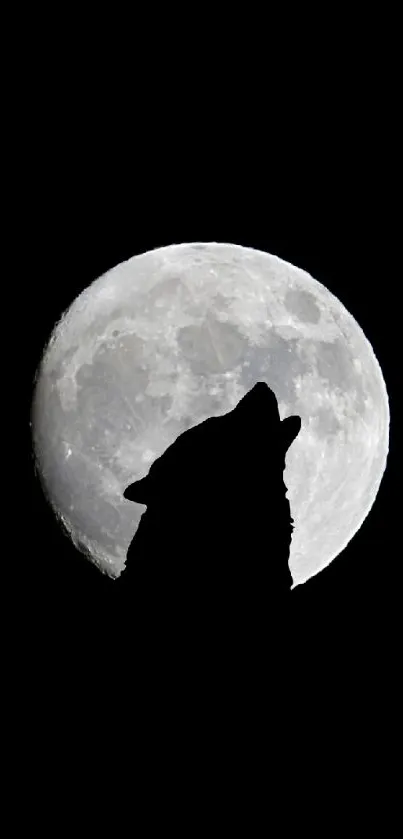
[{"x1": 10, "y1": 23, "x2": 400, "y2": 823}]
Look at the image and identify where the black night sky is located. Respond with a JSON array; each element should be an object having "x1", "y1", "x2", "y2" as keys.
[{"x1": 10, "y1": 29, "x2": 402, "y2": 823}]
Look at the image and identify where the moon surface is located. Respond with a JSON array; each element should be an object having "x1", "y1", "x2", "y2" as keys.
[{"x1": 31, "y1": 243, "x2": 389, "y2": 587}]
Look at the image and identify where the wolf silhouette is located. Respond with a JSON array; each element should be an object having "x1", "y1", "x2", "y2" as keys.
[{"x1": 120, "y1": 383, "x2": 301, "y2": 638}]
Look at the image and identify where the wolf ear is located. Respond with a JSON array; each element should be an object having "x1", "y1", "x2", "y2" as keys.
[
  {"x1": 123, "y1": 476, "x2": 150, "y2": 505},
  {"x1": 280, "y1": 415, "x2": 302, "y2": 453}
]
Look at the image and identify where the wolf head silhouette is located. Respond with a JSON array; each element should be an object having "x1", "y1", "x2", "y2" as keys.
[
  {"x1": 123, "y1": 383, "x2": 301, "y2": 607},
  {"x1": 124, "y1": 383, "x2": 301, "y2": 506}
]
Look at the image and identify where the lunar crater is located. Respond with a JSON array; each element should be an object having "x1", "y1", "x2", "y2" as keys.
[{"x1": 284, "y1": 288, "x2": 322, "y2": 324}]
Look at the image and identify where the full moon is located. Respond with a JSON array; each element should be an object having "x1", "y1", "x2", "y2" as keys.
[{"x1": 31, "y1": 243, "x2": 389, "y2": 587}]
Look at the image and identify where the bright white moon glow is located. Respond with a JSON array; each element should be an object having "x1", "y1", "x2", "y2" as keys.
[{"x1": 31, "y1": 243, "x2": 389, "y2": 587}]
